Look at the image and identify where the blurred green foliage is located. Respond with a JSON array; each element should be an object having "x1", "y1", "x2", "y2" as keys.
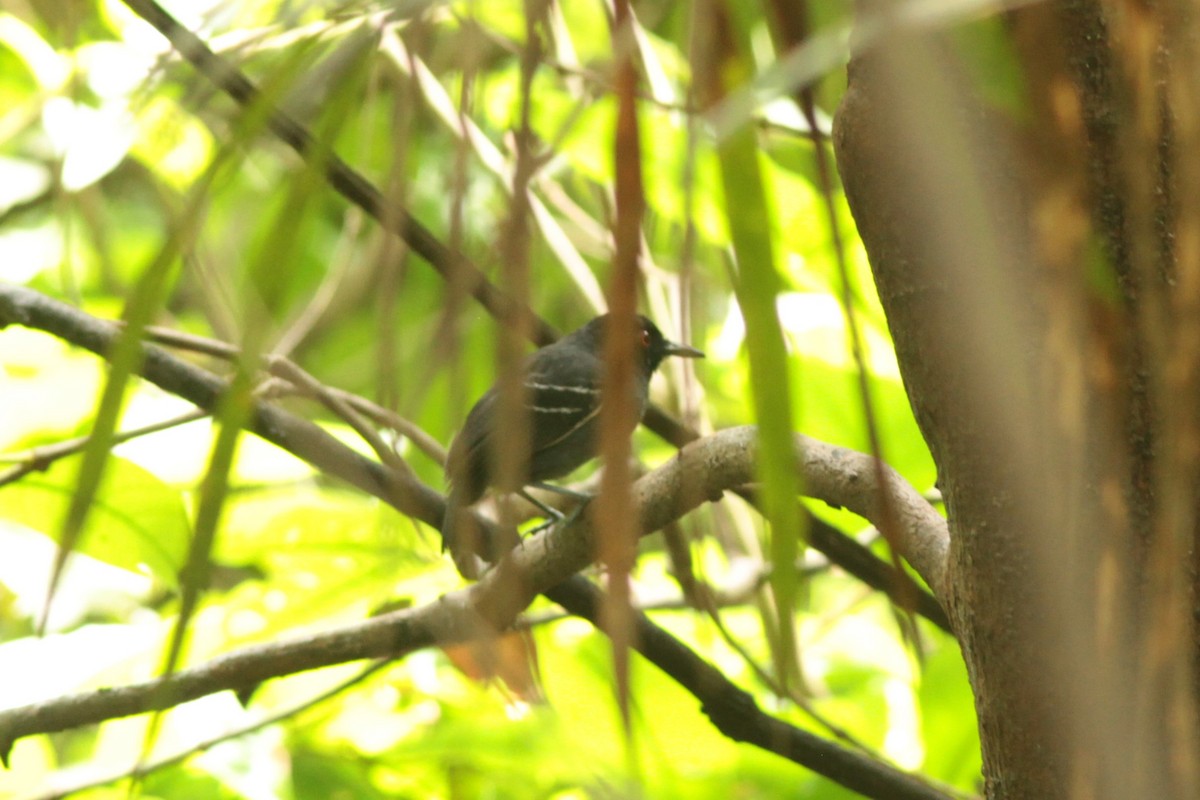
[{"x1": 0, "y1": 1, "x2": 983, "y2": 798}]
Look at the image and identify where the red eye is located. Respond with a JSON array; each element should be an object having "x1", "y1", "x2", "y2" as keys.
[{"x1": 640, "y1": 329, "x2": 651, "y2": 347}]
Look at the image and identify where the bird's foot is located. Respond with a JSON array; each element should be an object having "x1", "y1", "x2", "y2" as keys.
[{"x1": 519, "y1": 484, "x2": 593, "y2": 535}]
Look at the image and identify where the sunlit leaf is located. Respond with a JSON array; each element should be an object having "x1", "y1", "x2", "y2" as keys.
[{"x1": 0, "y1": 455, "x2": 189, "y2": 586}]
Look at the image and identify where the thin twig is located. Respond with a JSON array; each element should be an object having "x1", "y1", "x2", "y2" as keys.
[
  {"x1": 22, "y1": 660, "x2": 392, "y2": 800},
  {"x1": 137, "y1": 324, "x2": 444, "y2": 468},
  {"x1": 133, "y1": 316, "x2": 949, "y2": 629},
  {"x1": 0, "y1": 284, "x2": 953, "y2": 799},
  {"x1": 0, "y1": 409, "x2": 208, "y2": 488}
]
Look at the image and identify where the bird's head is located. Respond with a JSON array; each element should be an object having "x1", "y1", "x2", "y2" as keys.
[{"x1": 576, "y1": 314, "x2": 705, "y2": 374}]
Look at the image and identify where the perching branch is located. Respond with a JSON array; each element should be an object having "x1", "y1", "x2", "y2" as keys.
[
  {"x1": 0, "y1": 577, "x2": 953, "y2": 800},
  {"x1": 0, "y1": 283, "x2": 952, "y2": 799},
  {"x1": 0, "y1": 285, "x2": 951, "y2": 598},
  {"x1": 0, "y1": 408, "x2": 207, "y2": 489},
  {"x1": 545, "y1": 577, "x2": 959, "y2": 800},
  {"x1": 0, "y1": 281, "x2": 949, "y2": 614},
  {"x1": 533, "y1": 424, "x2": 949, "y2": 602},
  {"x1": 24, "y1": 661, "x2": 392, "y2": 800},
  {"x1": 114, "y1": 0, "x2": 949, "y2": 631}
]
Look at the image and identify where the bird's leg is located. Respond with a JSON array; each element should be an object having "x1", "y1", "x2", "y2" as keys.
[
  {"x1": 554, "y1": 493, "x2": 592, "y2": 529},
  {"x1": 518, "y1": 483, "x2": 595, "y2": 535},
  {"x1": 517, "y1": 488, "x2": 566, "y2": 527}
]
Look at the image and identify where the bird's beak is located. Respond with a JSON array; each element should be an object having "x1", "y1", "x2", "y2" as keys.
[{"x1": 664, "y1": 341, "x2": 705, "y2": 359}]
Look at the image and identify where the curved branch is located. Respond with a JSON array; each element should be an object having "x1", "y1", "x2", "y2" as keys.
[
  {"x1": 4, "y1": 282, "x2": 951, "y2": 613},
  {"x1": 504, "y1": 426, "x2": 948, "y2": 602},
  {"x1": 544, "y1": 578, "x2": 955, "y2": 800},
  {"x1": 0, "y1": 408, "x2": 207, "y2": 488},
  {"x1": 25, "y1": 662, "x2": 391, "y2": 800},
  {"x1": 0, "y1": 281, "x2": 949, "y2": 612},
  {"x1": 0, "y1": 573, "x2": 953, "y2": 800},
  {"x1": 0, "y1": 284, "x2": 440, "y2": 523},
  {"x1": 0, "y1": 282, "x2": 948, "y2": 610},
  {"x1": 0, "y1": 278, "x2": 945, "y2": 597},
  {"x1": 0, "y1": 284, "x2": 951, "y2": 798},
  {"x1": 112, "y1": 0, "x2": 950, "y2": 629}
]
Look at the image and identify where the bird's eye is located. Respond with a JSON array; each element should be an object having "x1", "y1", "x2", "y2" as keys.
[{"x1": 640, "y1": 329, "x2": 651, "y2": 347}]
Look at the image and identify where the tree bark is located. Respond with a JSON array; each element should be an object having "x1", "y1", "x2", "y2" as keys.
[{"x1": 833, "y1": 3, "x2": 1200, "y2": 797}]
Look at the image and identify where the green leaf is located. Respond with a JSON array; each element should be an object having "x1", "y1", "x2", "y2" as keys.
[
  {"x1": 718, "y1": 119, "x2": 805, "y2": 690},
  {"x1": 0, "y1": 455, "x2": 189, "y2": 586},
  {"x1": 919, "y1": 638, "x2": 983, "y2": 790}
]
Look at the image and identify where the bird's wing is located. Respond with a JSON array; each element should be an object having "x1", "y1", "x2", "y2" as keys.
[
  {"x1": 443, "y1": 387, "x2": 495, "y2": 499},
  {"x1": 523, "y1": 349, "x2": 603, "y2": 457},
  {"x1": 445, "y1": 348, "x2": 603, "y2": 492}
]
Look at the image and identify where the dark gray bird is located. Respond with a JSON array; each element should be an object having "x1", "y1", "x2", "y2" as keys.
[{"x1": 441, "y1": 314, "x2": 703, "y2": 573}]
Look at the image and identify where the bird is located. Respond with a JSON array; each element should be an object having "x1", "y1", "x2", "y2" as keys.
[{"x1": 441, "y1": 314, "x2": 704, "y2": 574}]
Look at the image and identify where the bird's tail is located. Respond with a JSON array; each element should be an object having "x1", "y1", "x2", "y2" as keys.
[{"x1": 441, "y1": 485, "x2": 485, "y2": 579}]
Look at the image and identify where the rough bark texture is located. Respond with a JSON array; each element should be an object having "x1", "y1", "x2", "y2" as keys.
[
  {"x1": 834, "y1": 31, "x2": 1058, "y2": 796},
  {"x1": 834, "y1": 3, "x2": 1200, "y2": 796}
]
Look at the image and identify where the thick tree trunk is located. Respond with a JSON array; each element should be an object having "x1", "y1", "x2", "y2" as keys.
[{"x1": 833, "y1": 4, "x2": 1200, "y2": 797}]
